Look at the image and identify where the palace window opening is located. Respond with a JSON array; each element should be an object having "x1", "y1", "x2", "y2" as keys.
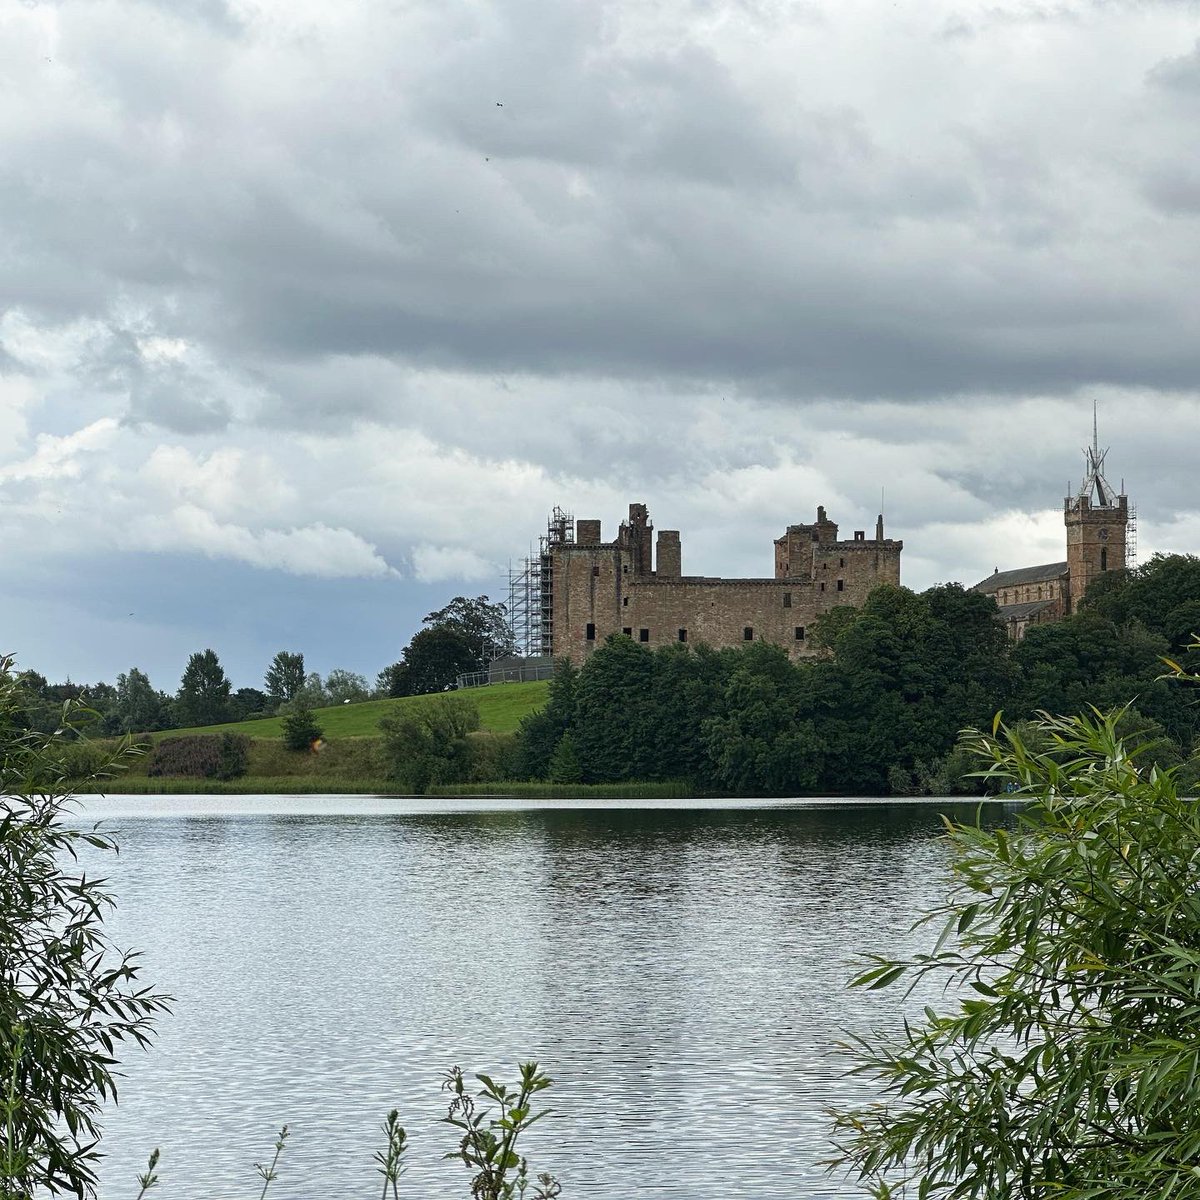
[
  {"x1": 678, "y1": 629, "x2": 687, "y2": 642},
  {"x1": 783, "y1": 593, "x2": 792, "y2": 608},
  {"x1": 586, "y1": 623, "x2": 595, "y2": 641},
  {"x1": 623, "y1": 596, "x2": 629, "y2": 606},
  {"x1": 837, "y1": 579, "x2": 845, "y2": 592},
  {"x1": 622, "y1": 627, "x2": 632, "y2": 637},
  {"x1": 592, "y1": 565, "x2": 600, "y2": 577},
  {"x1": 795, "y1": 626, "x2": 805, "y2": 641},
  {"x1": 1101, "y1": 548, "x2": 1108, "y2": 570},
  {"x1": 639, "y1": 628, "x2": 649, "y2": 642},
  {"x1": 743, "y1": 626, "x2": 754, "y2": 641}
]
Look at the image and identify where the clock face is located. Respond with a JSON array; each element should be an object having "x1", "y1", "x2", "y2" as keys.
[{"x1": 1099, "y1": 527, "x2": 1109, "y2": 542}]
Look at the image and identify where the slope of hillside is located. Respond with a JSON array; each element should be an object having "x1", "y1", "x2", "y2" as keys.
[{"x1": 157, "y1": 680, "x2": 550, "y2": 740}]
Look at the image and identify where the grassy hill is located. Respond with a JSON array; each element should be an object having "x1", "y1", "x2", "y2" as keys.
[{"x1": 156, "y1": 680, "x2": 551, "y2": 740}]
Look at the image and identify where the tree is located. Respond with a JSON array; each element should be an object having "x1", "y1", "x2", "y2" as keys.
[
  {"x1": 175, "y1": 649, "x2": 232, "y2": 727},
  {"x1": 570, "y1": 636, "x2": 658, "y2": 782},
  {"x1": 113, "y1": 667, "x2": 170, "y2": 733},
  {"x1": 229, "y1": 686, "x2": 271, "y2": 722},
  {"x1": 0, "y1": 655, "x2": 169, "y2": 1197},
  {"x1": 422, "y1": 595, "x2": 514, "y2": 668},
  {"x1": 513, "y1": 661, "x2": 577, "y2": 779},
  {"x1": 283, "y1": 671, "x2": 329, "y2": 711},
  {"x1": 281, "y1": 704, "x2": 324, "y2": 752},
  {"x1": 324, "y1": 668, "x2": 370, "y2": 706},
  {"x1": 378, "y1": 695, "x2": 481, "y2": 792},
  {"x1": 264, "y1": 651, "x2": 305, "y2": 707},
  {"x1": 831, "y1": 706, "x2": 1200, "y2": 1199},
  {"x1": 375, "y1": 661, "x2": 412, "y2": 698},
  {"x1": 402, "y1": 627, "x2": 479, "y2": 695}
]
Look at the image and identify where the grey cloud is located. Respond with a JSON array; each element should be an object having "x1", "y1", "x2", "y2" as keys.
[
  {"x1": 1142, "y1": 167, "x2": 1200, "y2": 214},
  {"x1": 73, "y1": 325, "x2": 232, "y2": 433},
  {"x1": 5, "y1": 0, "x2": 1200, "y2": 421},
  {"x1": 1147, "y1": 39, "x2": 1200, "y2": 93}
]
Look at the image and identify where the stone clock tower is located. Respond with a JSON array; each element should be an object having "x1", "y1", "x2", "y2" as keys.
[{"x1": 1063, "y1": 409, "x2": 1128, "y2": 614}]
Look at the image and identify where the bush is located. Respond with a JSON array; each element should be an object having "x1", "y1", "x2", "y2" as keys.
[
  {"x1": 831, "y1": 707, "x2": 1200, "y2": 1198},
  {"x1": 1, "y1": 655, "x2": 169, "y2": 1197},
  {"x1": 378, "y1": 694, "x2": 480, "y2": 793},
  {"x1": 147, "y1": 733, "x2": 250, "y2": 780},
  {"x1": 466, "y1": 731, "x2": 520, "y2": 783},
  {"x1": 281, "y1": 705, "x2": 324, "y2": 752}
]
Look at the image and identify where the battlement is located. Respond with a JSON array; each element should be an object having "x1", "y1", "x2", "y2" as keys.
[{"x1": 541, "y1": 501, "x2": 903, "y2": 663}]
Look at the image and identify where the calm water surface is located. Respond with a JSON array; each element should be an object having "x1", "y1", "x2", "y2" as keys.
[{"x1": 72, "y1": 794, "x2": 1012, "y2": 1199}]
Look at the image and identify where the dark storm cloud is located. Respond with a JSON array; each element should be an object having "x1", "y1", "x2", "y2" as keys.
[{"x1": 7, "y1": 0, "x2": 1198, "y2": 415}]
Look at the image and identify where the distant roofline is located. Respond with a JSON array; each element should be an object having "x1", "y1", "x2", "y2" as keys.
[{"x1": 974, "y1": 561, "x2": 1069, "y2": 592}]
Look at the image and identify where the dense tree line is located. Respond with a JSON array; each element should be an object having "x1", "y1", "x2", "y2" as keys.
[{"x1": 514, "y1": 558, "x2": 1200, "y2": 795}]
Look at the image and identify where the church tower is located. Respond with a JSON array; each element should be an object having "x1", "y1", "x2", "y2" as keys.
[{"x1": 1063, "y1": 406, "x2": 1128, "y2": 613}]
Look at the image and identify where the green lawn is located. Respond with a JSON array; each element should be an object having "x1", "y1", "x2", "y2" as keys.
[{"x1": 157, "y1": 680, "x2": 551, "y2": 740}]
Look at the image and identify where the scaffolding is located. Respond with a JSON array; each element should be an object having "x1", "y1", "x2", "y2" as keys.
[
  {"x1": 1126, "y1": 505, "x2": 1138, "y2": 570},
  {"x1": 507, "y1": 506, "x2": 573, "y2": 658}
]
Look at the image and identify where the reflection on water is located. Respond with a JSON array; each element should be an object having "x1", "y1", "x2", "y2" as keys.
[{"x1": 74, "y1": 796, "x2": 1013, "y2": 1199}]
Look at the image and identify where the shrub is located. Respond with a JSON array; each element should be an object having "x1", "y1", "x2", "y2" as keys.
[
  {"x1": 1, "y1": 655, "x2": 169, "y2": 1197},
  {"x1": 831, "y1": 707, "x2": 1200, "y2": 1199},
  {"x1": 281, "y1": 704, "x2": 324, "y2": 752},
  {"x1": 466, "y1": 731, "x2": 520, "y2": 782},
  {"x1": 378, "y1": 694, "x2": 480, "y2": 793},
  {"x1": 147, "y1": 733, "x2": 250, "y2": 780}
]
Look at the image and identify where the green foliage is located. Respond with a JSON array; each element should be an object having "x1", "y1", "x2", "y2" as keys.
[
  {"x1": 147, "y1": 733, "x2": 250, "y2": 779},
  {"x1": 375, "y1": 1109, "x2": 407, "y2": 1199},
  {"x1": 546, "y1": 731, "x2": 582, "y2": 783},
  {"x1": 264, "y1": 651, "x2": 305, "y2": 706},
  {"x1": 466, "y1": 732, "x2": 520, "y2": 783},
  {"x1": 1083, "y1": 552, "x2": 1200, "y2": 661},
  {"x1": 324, "y1": 668, "x2": 370, "y2": 705},
  {"x1": 511, "y1": 575, "x2": 1200, "y2": 796},
  {"x1": 513, "y1": 661, "x2": 577, "y2": 779},
  {"x1": 423, "y1": 594, "x2": 515, "y2": 665},
  {"x1": 229, "y1": 687, "x2": 271, "y2": 722},
  {"x1": 281, "y1": 705, "x2": 324, "y2": 752},
  {"x1": 0, "y1": 655, "x2": 169, "y2": 1199},
  {"x1": 383, "y1": 595, "x2": 513, "y2": 697},
  {"x1": 378, "y1": 694, "x2": 481, "y2": 793},
  {"x1": 442, "y1": 1062, "x2": 560, "y2": 1200},
  {"x1": 113, "y1": 667, "x2": 172, "y2": 733},
  {"x1": 399, "y1": 627, "x2": 480, "y2": 695},
  {"x1": 375, "y1": 661, "x2": 411, "y2": 698},
  {"x1": 830, "y1": 706, "x2": 1200, "y2": 1198},
  {"x1": 129, "y1": 1064, "x2": 554, "y2": 1198},
  {"x1": 175, "y1": 649, "x2": 232, "y2": 727},
  {"x1": 570, "y1": 636, "x2": 658, "y2": 782}
]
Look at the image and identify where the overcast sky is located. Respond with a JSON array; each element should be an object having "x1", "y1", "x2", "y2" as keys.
[{"x1": 3, "y1": 0, "x2": 1199, "y2": 691}]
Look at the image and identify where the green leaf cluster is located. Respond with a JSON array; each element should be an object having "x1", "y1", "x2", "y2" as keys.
[
  {"x1": 0, "y1": 655, "x2": 169, "y2": 1198},
  {"x1": 378, "y1": 694, "x2": 481, "y2": 793},
  {"x1": 831, "y1": 703, "x2": 1200, "y2": 1198}
]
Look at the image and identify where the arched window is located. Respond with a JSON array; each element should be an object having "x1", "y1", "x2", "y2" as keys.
[{"x1": 1101, "y1": 548, "x2": 1108, "y2": 571}]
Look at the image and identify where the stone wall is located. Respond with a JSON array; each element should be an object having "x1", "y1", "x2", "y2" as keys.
[{"x1": 549, "y1": 503, "x2": 903, "y2": 664}]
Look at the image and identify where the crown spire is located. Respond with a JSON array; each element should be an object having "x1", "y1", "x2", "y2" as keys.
[{"x1": 1075, "y1": 400, "x2": 1118, "y2": 507}]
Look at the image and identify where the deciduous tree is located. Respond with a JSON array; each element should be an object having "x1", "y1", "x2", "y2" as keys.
[
  {"x1": 831, "y1": 706, "x2": 1200, "y2": 1199},
  {"x1": 264, "y1": 651, "x2": 305, "y2": 706}
]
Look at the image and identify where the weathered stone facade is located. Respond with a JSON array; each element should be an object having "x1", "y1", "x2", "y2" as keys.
[
  {"x1": 549, "y1": 502, "x2": 902, "y2": 664},
  {"x1": 973, "y1": 428, "x2": 1130, "y2": 637}
]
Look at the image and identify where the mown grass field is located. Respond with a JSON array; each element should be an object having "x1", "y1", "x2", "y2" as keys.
[{"x1": 158, "y1": 680, "x2": 551, "y2": 740}]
